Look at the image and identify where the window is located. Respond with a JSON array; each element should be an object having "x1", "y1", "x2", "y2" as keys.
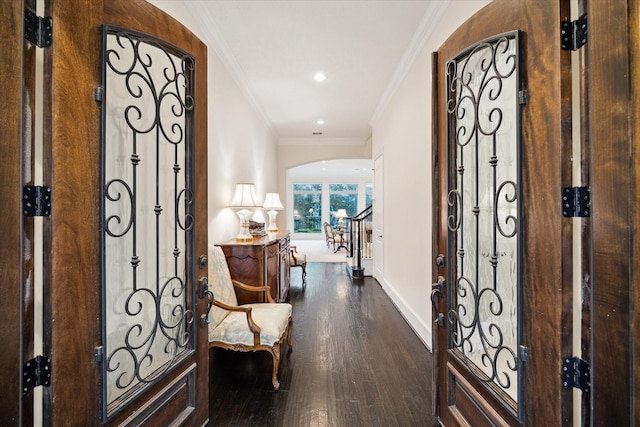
[
  {"x1": 329, "y1": 184, "x2": 357, "y2": 227},
  {"x1": 293, "y1": 183, "x2": 322, "y2": 233},
  {"x1": 365, "y1": 183, "x2": 373, "y2": 208}
]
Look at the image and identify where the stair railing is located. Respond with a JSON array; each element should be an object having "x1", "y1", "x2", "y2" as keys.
[{"x1": 349, "y1": 204, "x2": 373, "y2": 279}]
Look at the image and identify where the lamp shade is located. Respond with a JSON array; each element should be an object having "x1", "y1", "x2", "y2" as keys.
[
  {"x1": 335, "y1": 209, "x2": 348, "y2": 219},
  {"x1": 263, "y1": 193, "x2": 284, "y2": 210},
  {"x1": 229, "y1": 183, "x2": 258, "y2": 208}
]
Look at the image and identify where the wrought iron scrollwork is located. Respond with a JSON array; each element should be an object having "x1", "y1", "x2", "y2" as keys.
[
  {"x1": 445, "y1": 31, "x2": 522, "y2": 412},
  {"x1": 100, "y1": 26, "x2": 196, "y2": 417}
]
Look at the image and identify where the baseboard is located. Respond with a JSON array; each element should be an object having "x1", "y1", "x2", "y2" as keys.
[{"x1": 381, "y1": 278, "x2": 433, "y2": 352}]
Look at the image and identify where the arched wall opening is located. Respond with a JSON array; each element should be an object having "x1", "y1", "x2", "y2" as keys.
[{"x1": 285, "y1": 158, "x2": 372, "y2": 239}]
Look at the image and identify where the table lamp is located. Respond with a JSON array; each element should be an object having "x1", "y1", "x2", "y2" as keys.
[
  {"x1": 263, "y1": 193, "x2": 284, "y2": 233},
  {"x1": 335, "y1": 209, "x2": 348, "y2": 228},
  {"x1": 229, "y1": 183, "x2": 258, "y2": 242}
]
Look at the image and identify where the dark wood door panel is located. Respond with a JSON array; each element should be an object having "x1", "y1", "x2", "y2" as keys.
[
  {"x1": 46, "y1": 0, "x2": 209, "y2": 425},
  {"x1": 433, "y1": 0, "x2": 570, "y2": 425}
]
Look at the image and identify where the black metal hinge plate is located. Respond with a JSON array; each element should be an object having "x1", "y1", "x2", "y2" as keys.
[
  {"x1": 23, "y1": 185, "x2": 51, "y2": 217},
  {"x1": 561, "y1": 13, "x2": 588, "y2": 51},
  {"x1": 24, "y1": 9, "x2": 52, "y2": 48},
  {"x1": 518, "y1": 90, "x2": 528, "y2": 105},
  {"x1": 562, "y1": 357, "x2": 590, "y2": 393},
  {"x1": 562, "y1": 186, "x2": 590, "y2": 217},
  {"x1": 23, "y1": 355, "x2": 51, "y2": 394}
]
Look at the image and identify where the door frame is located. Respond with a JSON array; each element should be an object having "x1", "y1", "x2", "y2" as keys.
[
  {"x1": 0, "y1": 1, "x2": 36, "y2": 424},
  {"x1": 373, "y1": 151, "x2": 384, "y2": 282},
  {"x1": 589, "y1": 0, "x2": 634, "y2": 424}
]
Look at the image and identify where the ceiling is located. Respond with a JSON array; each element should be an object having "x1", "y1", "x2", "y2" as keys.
[{"x1": 183, "y1": 0, "x2": 447, "y2": 145}]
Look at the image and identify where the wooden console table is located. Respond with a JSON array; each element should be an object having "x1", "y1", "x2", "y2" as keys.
[{"x1": 216, "y1": 232, "x2": 291, "y2": 303}]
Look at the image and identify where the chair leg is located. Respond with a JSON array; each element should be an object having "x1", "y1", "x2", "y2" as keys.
[
  {"x1": 286, "y1": 317, "x2": 293, "y2": 349},
  {"x1": 268, "y1": 344, "x2": 281, "y2": 390}
]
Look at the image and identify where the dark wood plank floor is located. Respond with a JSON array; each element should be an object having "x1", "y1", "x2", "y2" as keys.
[{"x1": 209, "y1": 262, "x2": 437, "y2": 426}]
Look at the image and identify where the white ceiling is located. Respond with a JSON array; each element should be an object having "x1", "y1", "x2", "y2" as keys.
[{"x1": 184, "y1": 0, "x2": 447, "y2": 145}]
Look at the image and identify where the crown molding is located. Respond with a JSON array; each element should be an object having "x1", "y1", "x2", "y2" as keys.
[
  {"x1": 369, "y1": 1, "x2": 448, "y2": 128},
  {"x1": 187, "y1": 3, "x2": 274, "y2": 130}
]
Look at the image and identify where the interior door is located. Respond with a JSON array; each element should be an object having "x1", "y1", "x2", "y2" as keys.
[
  {"x1": 432, "y1": 0, "x2": 573, "y2": 425},
  {"x1": 42, "y1": 0, "x2": 209, "y2": 425},
  {"x1": 373, "y1": 153, "x2": 384, "y2": 282}
]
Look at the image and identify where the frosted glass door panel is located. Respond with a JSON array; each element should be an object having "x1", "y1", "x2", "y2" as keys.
[
  {"x1": 446, "y1": 31, "x2": 522, "y2": 415},
  {"x1": 100, "y1": 27, "x2": 195, "y2": 418}
]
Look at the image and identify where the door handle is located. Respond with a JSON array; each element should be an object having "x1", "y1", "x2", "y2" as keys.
[
  {"x1": 198, "y1": 276, "x2": 214, "y2": 328},
  {"x1": 431, "y1": 275, "x2": 445, "y2": 327},
  {"x1": 199, "y1": 289, "x2": 214, "y2": 328}
]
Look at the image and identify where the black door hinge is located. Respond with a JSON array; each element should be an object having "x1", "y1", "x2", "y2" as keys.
[
  {"x1": 25, "y1": 9, "x2": 52, "y2": 48},
  {"x1": 561, "y1": 13, "x2": 588, "y2": 51},
  {"x1": 562, "y1": 186, "x2": 590, "y2": 217},
  {"x1": 23, "y1": 355, "x2": 51, "y2": 394},
  {"x1": 23, "y1": 185, "x2": 51, "y2": 217},
  {"x1": 562, "y1": 356, "x2": 590, "y2": 393},
  {"x1": 518, "y1": 90, "x2": 528, "y2": 105}
]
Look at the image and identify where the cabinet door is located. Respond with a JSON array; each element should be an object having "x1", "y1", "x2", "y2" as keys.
[
  {"x1": 265, "y1": 242, "x2": 280, "y2": 301},
  {"x1": 220, "y1": 245, "x2": 265, "y2": 304},
  {"x1": 279, "y1": 238, "x2": 291, "y2": 301}
]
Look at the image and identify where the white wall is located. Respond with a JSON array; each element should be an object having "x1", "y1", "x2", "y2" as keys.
[
  {"x1": 149, "y1": 1, "x2": 279, "y2": 245},
  {"x1": 371, "y1": 1, "x2": 491, "y2": 349}
]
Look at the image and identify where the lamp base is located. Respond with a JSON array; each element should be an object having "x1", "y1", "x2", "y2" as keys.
[
  {"x1": 236, "y1": 209, "x2": 253, "y2": 242},
  {"x1": 266, "y1": 209, "x2": 279, "y2": 233}
]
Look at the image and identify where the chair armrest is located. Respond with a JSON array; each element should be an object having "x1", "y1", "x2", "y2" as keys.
[
  {"x1": 213, "y1": 299, "x2": 262, "y2": 344},
  {"x1": 231, "y1": 279, "x2": 275, "y2": 303}
]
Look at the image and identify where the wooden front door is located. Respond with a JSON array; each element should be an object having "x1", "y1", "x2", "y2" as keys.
[
  {"x1": 0, "y1": 0, "x2": 209, "y2": 425},
  {"x1": 434, "y1": 0, "x2": 638, "y2": 425},
  {"x1": 432, "y1": 0, "x2": 572, "y2": 425}
]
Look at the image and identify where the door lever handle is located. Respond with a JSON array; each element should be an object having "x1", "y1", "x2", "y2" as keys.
[
  {"x1": 198, "y1": 276, "x2": 208, "y2": 299},
  {"x1": 199, "y1": 289, "x2": 214, "y2": 328},
  {"x1": 198, "y1": 276, "x2": 213, "y2": 328},
  {"x1": 431, "y1": 276, "x2": 445, "y2": 327}
]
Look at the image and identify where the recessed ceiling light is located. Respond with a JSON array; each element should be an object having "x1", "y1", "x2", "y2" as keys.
[
  {"x1": 313, "y1": 72, "x2": 327, "y2": 82},
  {"x1": 316, "y1": 119, "x2": 325, "y2": 125}
]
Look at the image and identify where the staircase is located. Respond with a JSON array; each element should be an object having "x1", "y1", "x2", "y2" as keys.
[{"x1": 347, "y1": 205, "x2": 373, "y2": 279}]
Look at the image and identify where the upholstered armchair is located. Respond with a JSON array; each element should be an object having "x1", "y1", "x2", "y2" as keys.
[
  {"x1": 290, "y1": 245, "x2": 307, "y2": 282},
  {"x1": 323, "y1": 221, "x2": 335, "y2": 248},
  {"x1": 206, "y1": 245, "x2": 293, "y2": 390},
  {"x1": 323, "y1": 221, "x2": 347, "y2": 252}
]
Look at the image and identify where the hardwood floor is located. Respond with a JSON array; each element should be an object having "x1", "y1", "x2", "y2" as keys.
[{"x1": 209, "y1": 262, "x2": 437, "y2": 426}]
